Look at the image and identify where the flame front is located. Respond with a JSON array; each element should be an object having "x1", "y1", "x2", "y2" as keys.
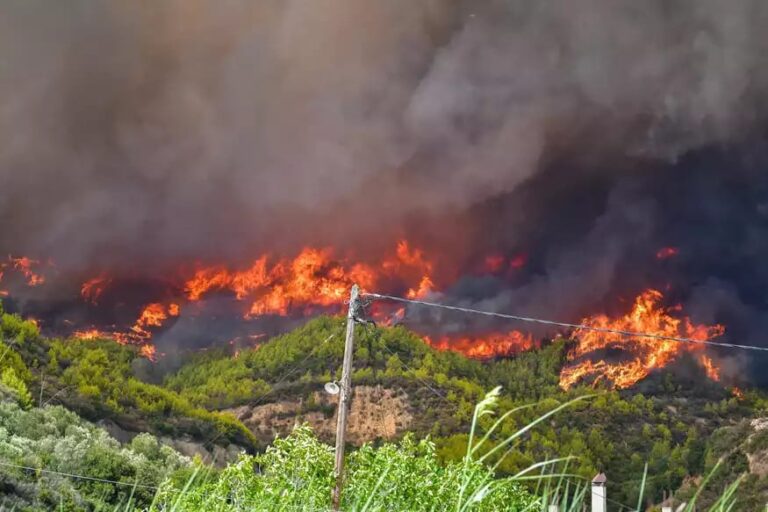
[
  {"x1": 425, "y1": 331, "x2": 534, "y2": 358},
  {"x1": 184, "y1": 241, "x2": 433, "y2": 317},
  {"x1": 5, "y1": 244, "x2": 731, "y2": 388},
  {"x1": 559, "y1": 289, "x2": 725, "y2": 389}
]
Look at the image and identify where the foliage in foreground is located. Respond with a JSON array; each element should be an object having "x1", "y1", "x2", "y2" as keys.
[
  {"x1": 152, "y1": 396, "x2": 541, "y2": 512},
  {"x1": 150, "y1": 389, "x2": 742, "y2": 512},
  {"x1": 0, "y1": 390, "x2": 190, "y2": 510}
]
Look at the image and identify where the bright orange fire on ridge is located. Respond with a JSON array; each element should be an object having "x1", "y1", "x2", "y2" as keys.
[
  {"x1": 72, "y1": 302, "x2": 179, "y2": 359},
  {"x1": 69, "y1": 241, "x2": 435, "y2": 358},
  {"x1": 425, "y1": 331, "x2": 535, "y2": 359},
  {"x1": 5, "y1": 245, "x2": 730, "y2": 389},
  {"x1": 184, "y1": 240, "x2": 434, "y2": 316},
  {"x1": 559, "y1": 289, "x2": 725, "y2": 389}
]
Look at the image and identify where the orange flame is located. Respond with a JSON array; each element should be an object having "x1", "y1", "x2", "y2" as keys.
[
  {"x1": 9, "y1": 256, "x2": 45, "y2": 286},
  {"x1": 425, "y1": 331, "x2": 534, "y2": 359},
  {"x1": 129, "y1": 303, "x2": 180, "y2": 339},
  {"x1": 81, "y1": 275, "x2": 111, "y2": 304},
  {"x1": 184, "y1": 241, "x2": 433, "y2": 318},
  {"x1": 699, "y1": 354, "x2": 720, "y2": 381},
  {"x1": 559, "y1": 289, "x2": 725, "y2": 389},
  {"x1": 406, "y1": 275, "x2": 434, "y2": 299},
  {"x1": 73, "y1": 329, "x2": 106, "y2": 340},
  {"x1": 139, "y1": 344, "x2": 157, "y2": 361}
]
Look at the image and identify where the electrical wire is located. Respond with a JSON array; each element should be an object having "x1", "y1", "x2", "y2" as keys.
[
  {"x1": 363, "y1": 292, "x2": 768, "y2": 353},
  {"x1": 0, "y1": 460, "x2": 159, "y2": 490}
]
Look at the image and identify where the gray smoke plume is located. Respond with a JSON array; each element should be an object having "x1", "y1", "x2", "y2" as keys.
[{"x1": 2, "y1": 0, "x2": 767, "y2": 274}]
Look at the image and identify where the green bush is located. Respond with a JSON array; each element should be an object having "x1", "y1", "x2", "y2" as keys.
[
  {"x1": 154, "y1": 426, "x2": 535, "y2": 511},
  {"x1": 0, "y1": 398, "x2": 190, "y2": 510}
]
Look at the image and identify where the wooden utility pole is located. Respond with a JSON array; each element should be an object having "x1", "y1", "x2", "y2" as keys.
[{"x1": 332, "y1": 284, "x2": 359, "y2": 510}]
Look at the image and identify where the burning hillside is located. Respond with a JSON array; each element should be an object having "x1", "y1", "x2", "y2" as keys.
[
  {"x1": 3, "y1": 1, "x2": 768, "y2": 388},
  {"x1": 559, "y1": 289, "x2": 725, "y2": 389},
  {"x1": 0, "y1": 240, "x2": 729, "y2": 389}
]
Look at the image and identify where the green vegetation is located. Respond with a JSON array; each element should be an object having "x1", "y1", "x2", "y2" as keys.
[
  {"x1": 154, "y1": 426, "x2": 536, "y2": 512},
  {"x1": 165, "y1": 316, "x2": 762, "y2": 508},
  {"x1": 152, "y1": 387, "x2": 573, "y2": 512},
  {"x1": 0, "y1": 390, "x2": 189, "y2": 510},
  {"x1": 0, "y1": 305, "x2": 764, "y2": 509},
  {"x1": 46, "y1": 338, "x2": 256, "y2": 447}
]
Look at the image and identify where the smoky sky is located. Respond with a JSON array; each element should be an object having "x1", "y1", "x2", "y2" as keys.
[{"x1": 2, "y1": 0, "x2": 768, "y2": 272}]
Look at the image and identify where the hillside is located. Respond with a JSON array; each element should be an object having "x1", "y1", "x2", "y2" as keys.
[
  {"x1": 164, "y1": 316, "x2": 764, "y2": 508},
  {"x1": 1, "y1": 308, "x2": 767, "y2": 509}
]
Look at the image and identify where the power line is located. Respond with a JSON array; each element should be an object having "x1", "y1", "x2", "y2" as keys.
[
  {"x1": 0, "y1": 460, "x2": 159, "y2": 490},
  {"x1": 363, "y1": 292, "x2": 768, "y2": 353}
]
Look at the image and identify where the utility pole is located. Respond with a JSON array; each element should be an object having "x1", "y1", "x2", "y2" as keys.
[{"x1": 332, "y1": 284, "x2": 359, "y2": 510}]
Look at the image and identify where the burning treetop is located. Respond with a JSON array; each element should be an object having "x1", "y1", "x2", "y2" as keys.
[
  {"x1": 0, "y1": 242, "x2": 729, "y2": 390},
  {"x1": 559, "y1": 289, "x2": 725, "y2": 389}
]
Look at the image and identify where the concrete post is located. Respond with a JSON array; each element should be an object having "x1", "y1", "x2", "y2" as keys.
[{"x1": 591, "y1": 473, "x2": 607, "y2": 512}]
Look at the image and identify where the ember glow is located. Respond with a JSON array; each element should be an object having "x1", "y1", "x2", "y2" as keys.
[
  {"x1": 0, "y1": 256, "x2": 47, "y2": 287},
  {"x1": 559, "y1": 289, "x2": 725, "y2": 389},
  {"x1": 10, "y1": 257, "x2": 46, "y2": 286},
  {"x1": 81, "y1": 275, "x2": 111, "y2": 304},
  {"x1": 656, "y1": 247, "x2": 680, "y2": 260},
  {"x1": 424, "y1": 331, "x2": 535, "y2": 359}
]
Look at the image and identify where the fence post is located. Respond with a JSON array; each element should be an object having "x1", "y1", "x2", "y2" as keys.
[{"x1": 591, "y1": 473, "x2": 607, "y2": 512}]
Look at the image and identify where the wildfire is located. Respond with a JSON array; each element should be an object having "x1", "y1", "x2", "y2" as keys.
[
  {"x1": 656, "y1": 247, "x2": 680, "y2": 260},
  {"x1": 3, "y1": 256, "x2": 46, "y2": 286},
  {"x1": 139, "y1": 344, "x2": 157, "y2": 361},
  {"x1": 559, "y1": 289, "x2": 725, "y2": 389},
  {"x1": 425, "y1": 331, "x2": 534, "y2": 359},
  {"x1": 406, "y1": 275, "x2": 434, "y2": 299},
  {"x1": 482, "y1": 253, "x2": 527, "y2": 274},
  {"x1": 73, "y1": 329, "x2": 106, "y2": 340},
  {"x1": 1, "y1": 242, "x2": 734, "y2": 390},
  {"x1": 184, "y1": 241, "x2": 433, "y2": 317},
  {"x1": 81, "y1": 275, "x2": 111, "y2": 304},
  {"x1": 130, "y1": 303, "x2": 180, "y2": 338},
  {"x1": 699, "y1": 354, "x2": 720, "y2": 381}
]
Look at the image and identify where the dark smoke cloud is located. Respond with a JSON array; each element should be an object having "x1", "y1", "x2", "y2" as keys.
[
  {"x1": 2, "y1": 0, "x2": 768, "y2": 272},
  {"x1": 5, "y1": 0, "x2": 768, "y2": 377}
]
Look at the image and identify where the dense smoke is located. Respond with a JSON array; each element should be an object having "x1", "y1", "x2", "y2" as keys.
[
  {"x1": 3, "y1": 0, "x2": 768, "y2": 378},
  {"x1": 2, "y1": 0, "x2": 766, "y2": 264}
]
